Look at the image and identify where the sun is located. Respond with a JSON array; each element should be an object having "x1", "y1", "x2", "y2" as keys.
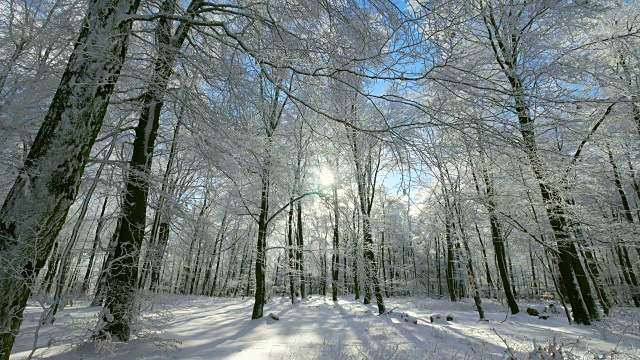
[{"x1": 317, "y1": 168, "x2": 335, "y2": 188}]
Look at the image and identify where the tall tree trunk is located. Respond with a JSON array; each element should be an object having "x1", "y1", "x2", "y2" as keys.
[
  {"x1": 608, "y1": 147, "x2": 640, "y2": 257},
  {"x1": 436, "y1": 235, "x2": 442, "y2": 298},
  {"x1": 578, "y1": 241, "x2": 611, "y2": 315},
  {"x1": 475, "y1": 223, "x2": 494, "y2": 295},
  {"x1": 347, "y1": 124, "x2": 385, "y2": 314},
  {"x1": 91, "y1": 219, "x2": 120, "y2": 306},
  {"x1": 445, "y1": 216, "x2": 457, "y2": 302},
  {"x1": 149, "y1": 220, "x2": 170, "y2": 291},
  {"x1": 331, "y1": 185, "x2": 340, "y2": 301},
  {"x1": 251, "y1": 154, "x2": 270, "y2": 319},
  {"x1": 207, "y1": 218, "x2": 227, "y2": 297},
  {"x1": 567, "y1": 240, "x2": 600, "y2": 320},
  {"x1": 0, "y1": 0, "x2": 140, "y2": 354},
  {"x1": 615, "y1": 243, "x2": 640, "y2": 307},
  {"x1": 41, "y1": 241, "x2": 61, "y2": 296},
  {"x1": 287, "y1": 201, "x2": 297, "y2": 303},
  {"x1": 453, "y1": 202, "x2": 484, "y2": 319},
  {"x1": 82, "y1": 196, "x2": 109, "y2": 294},
  {"x1": 296, "y1": 202, "x2": 306, "y2": 299},
  {"x1": 251, "y1": 75, "x2": 284, "y2": 319},
  {"x1": 381, "y1": 231, "x2": 389, "y2": 297},
  {"x1": 462, "y1": 228, "x2": 485, "y2": 320},
  {"x1": 189, "y1": 196, "x2": 209, "y2": 295},
  {"x1": 142, "y1": 121, "x2": 181, "y2": 290},
  {"x1": 102, "y1": 0, "x2": 202, "y2": 341},
  {"x1": 481, "y1": 165, "x2": 519, "y2": 314},
  {"x1": 529, "y1": 243, "x2": 538, "y2": 297},
  {"x1": 352, "y1": 219, "x2": 360, "y2": 300},
  {"x1": 235, "y1": 243, "x2": 250, "y2": 297}
]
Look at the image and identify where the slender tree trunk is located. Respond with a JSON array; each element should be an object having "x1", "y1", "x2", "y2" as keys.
[
  {"x1": 331, "y1": 185, "x2": 340, "y2": 301},
  {"x1": 82, "y1": 196, "x2": 109, "y2": 294},
  {"x1": 452, "y1": 201, "x2": 484, "y2": 318},
  {"x1": 381, "y1": 231, "x2": 390, "y2": 297},
  {"x1": 475, "y1": 156, "x2": 519, "y2": 313},
  {"x1": 475, "y1": 224, "x2": 494, "y2": 295},
  {"x1": 445, "y1": 217, "x2": 457, "y2": 302},
  {"x1": 208, "y1": 234, "x2": 223, "y2": 296},
  {"x1": 189, "y1": 196, "x2": 209, "y2": 295},
  {"x1": 0, "y1": 40, "x2": 25, "y2": 98},
  {"x1": 296, "y1": 202, "x2": 306, "y2": 300},
  {"x1": 462, "y1": 229, "x2": 484, "y2": 320},
  {"x1": 252, "y1": 163, "x2": 270, "y2": 319},
  {"x1": 578, "y1": 242, "x2": 611, "y2": 315},
  {"x1": 353, "y1": 232, "x2": 360, "y2": 300},
  {"x1": 529, "y1": 243, "x2": 538, "y2": 297},
  {"x1": 347, "y1": 124, "x2": 385, "y2": 314},
  {"x1": 505, "y1": 240, "x2": 517, "y2": 299},
  {"x1": 436, "y1": 235, "x2": 442, "y2": 298},
  {"x1": 608, "y1": 147, "x2": 640, "y2": 258},
  {"x1": 485, "y1": 192, "x2": 519, "y2": 313},
  {"x1": 251, "y1": 77, "x2": 284, "y2": 318},
  {"x1": 239, "y1": 243, "x2": 253, "y2": 296},
  {"x1": 143, "y1": 121, "x2": 181, "y2": 290},
  {"x1": 91, "y1": 218, "x2": 120, "y2": 306},
  {"x1": 205, "y1": 214, "x2": 227, "y2": 296},
  {"x1": 41, "y1": 241, "x2": 61, "y2": 296},
  {"x1": 616, "y1": 243, "x2": 640, "y2": 307},
  {"x1": 287, "y1": 202, "x2": 297, "y2": 303},
  {"x1": 190, "y1": 240, "x2": 203, "y2": 295},
  {"x1": 48, "y1": 132, "x2": 119, "y2": 322}
]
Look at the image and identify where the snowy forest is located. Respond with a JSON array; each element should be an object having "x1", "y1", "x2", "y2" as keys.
[{"x1": 1, "y1": 0, "x2": 640, "y2": 359}]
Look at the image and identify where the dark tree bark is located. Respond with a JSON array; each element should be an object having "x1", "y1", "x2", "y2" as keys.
[
  {"x1": 82, "y1": 196, "x2": 109, "y2": 294},
  {"x1": 0, "y1": 0, "x2": 140, "y2": 355},
  {"x1": 578, "y1": 241, "x2": 611, "y2": 315},
  {"x1": 251, "y1": 136, "x2": 272, "y2": 319},
  {"x1": 296, "y1": 202, "x2": 306, "y2": 299},
  {"x1": 475, "y1": 223, "x2": 494, "y2": 295},
  {"x1": 436, "y1": 235, "x2": 442, "y2": 297},
  {"x1": 91, "y1": 218, "x2": 121, "y2": 306},
  {"x1": 351, "y1": 210, "x2": 360, "y2": 300},
  {"x1": 204, "y1": 213, "x2": 227, "y2": 296},
  {"x1": 287, "y1": 201, "x2": 297, "y2": 303},
  {"x1": 529, "y1": 244, "x2": 538, "y2": 297},
  {"x1": 142, "y1": 121, "x2": 181, "y2": 291},
  {"x1": 445, "y1": 217, "x2": 457, "y2": 302},
  {"x1": 331, "y1": 185, "x2": 340, "y2": 301},
  {"x1": 615, "y1": 242, "x2": 640, "y2": 307},
  {"x1": 608, "y1": 147, "x2": 635, "y2": 225},
  {"x1": 380, "y1": 231, "x2": 390, "y2": 297},
  {"x1": 480, "y1": 163, "x2": 519, "y2": 314},
  {"x1": 454, "y1": 202, "x2": 485, "y2": 320},
  {"x1": 102, "y1": 0, "x2": 203, "y2": 341},
  {"x1": 251, "y1": 74, "x2": 286, "y2": 319},
  {"x1": 462, "y1": 230, "x2": 485, "y2": 320},
  {"x1": 41, "y1": 241, "x2": 61, "y2": 296}
]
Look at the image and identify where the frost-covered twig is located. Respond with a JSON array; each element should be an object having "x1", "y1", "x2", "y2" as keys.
[{"x1": 491, "y1": 328, "x2": 515, "y2": 359}]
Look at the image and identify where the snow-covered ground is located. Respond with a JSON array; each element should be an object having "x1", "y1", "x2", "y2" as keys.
[{"x1": 10, "y1": 295, "x2": 640, "y2": 359}]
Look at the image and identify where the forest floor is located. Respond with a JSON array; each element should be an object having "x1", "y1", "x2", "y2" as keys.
[{"x1": 9, "y1": 294, "x2": 640, "y2": 359}]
